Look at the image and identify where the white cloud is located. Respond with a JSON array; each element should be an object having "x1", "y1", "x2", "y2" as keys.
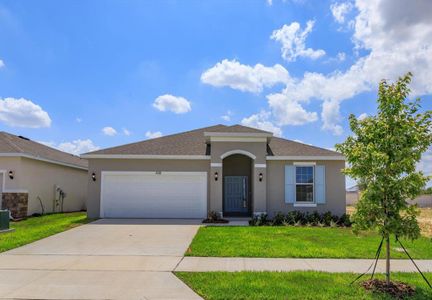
[
  {"x1": 271, "y1": 20, "x2": 326, "y2": 62},
  {"x1": 201, "y1": 59, "x2": 290, "y2": 93},
  {"x1": 102, "y1": 126, "x2": 117, "y2": 136},
  {"x1": 40, "y1": 139, "x2": 99, "y2": 155},
  {"x1": 241, "y1": 111, "x2": 283, "y2": 137},
  {"x1": 123, "y1": 128, "x2": 131, "y2": 136},
  {"x1": 266, "y1": 92, "x2": 318, "y2": 126},
  {"x1": 0, "y1": 97, "x2": 51, "y2": 128},
  {"x1": 221, "y1": 110, "x2": 233, "y2": 122},
  {"x1": 0, "y1": 60, "x2": 4, "y2": 68},
  {"x1": 337, "y1": 52, "x2": 346, "y2": 61},
  {"x1": 357, "y1": 113, "x2": 368, "y2": 120},
  {"x1": 418, "y1": 148, "x2": 432, "y2": 177},
  {"x1": 153, "y1": 94, "x2": 191, "y2": 114},
  {"x1": 330, "y1": 1, "x2": 353, "y2": 24},
  {"x1": 145, "y1": 131, "x2": 163, "y2": 139},
  {"x1": 75, "y1": 117, "x2": 82, "y2": 123},
  {"x1": 267, "y1": 0, "x2": 273, "y2": 5}
]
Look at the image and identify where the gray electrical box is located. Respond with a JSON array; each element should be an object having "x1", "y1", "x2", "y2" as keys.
[{"x1": 0, "y1": 210, "x2": 11, "y2": 232}]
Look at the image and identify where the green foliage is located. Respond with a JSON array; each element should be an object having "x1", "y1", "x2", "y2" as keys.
[
  {"x1": 336, "y1": 73, "x2": 432, "y2": 241},
  {"x1": 249, "y1": 211, "x2": 351, "y2": 227}
]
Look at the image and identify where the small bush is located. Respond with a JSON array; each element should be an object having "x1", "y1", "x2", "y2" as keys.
[
  {"x1": 272, "y1": 212, "x2": 285, "y2": 226},
  {"x1": 339, "y1": 213, "x2": 352, "y2": 227},
  {"x1": 249, "y1": 211, "x2": 351, "y2": 228}
]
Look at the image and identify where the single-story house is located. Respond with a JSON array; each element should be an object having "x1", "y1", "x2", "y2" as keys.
[
  {"x1": 81, "y1": 125, "x2": 346, "y2": 219},
  {"x1": 0, "y1": 132, "x2": 88, "y2": 219}
]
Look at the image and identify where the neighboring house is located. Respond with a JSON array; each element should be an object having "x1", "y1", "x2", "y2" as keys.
[
  {"x1": 82, "y1": 125, "x2": 346, "y2": 219},
  {"x1": 346, "y1": 184, "x2": 360, "y2": 206},
  {"x1": 0, "y1": 132, "x2": 88, "y2": 219},
  {"x1": 346, "y1": 184, "x2": 432, "y2": 208}
]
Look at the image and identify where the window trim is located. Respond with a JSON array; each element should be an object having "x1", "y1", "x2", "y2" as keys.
[{"x1": 295, "y1": 165, "x2": 315, "y2": 203}]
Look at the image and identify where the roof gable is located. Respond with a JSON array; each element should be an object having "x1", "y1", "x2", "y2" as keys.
[
  {"x1": 0, "y1": 132, "x2": 88, "y2": 169},
  {"x1": 83, "y1": 124, "x2": 342, "y2": 158}
]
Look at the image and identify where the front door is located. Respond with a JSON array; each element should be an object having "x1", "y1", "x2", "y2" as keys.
[{"x1": 224, "y1": 176, "x2": 248, "y2": 215}]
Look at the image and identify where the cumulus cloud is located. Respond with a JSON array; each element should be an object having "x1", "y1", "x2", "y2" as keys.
[
  {"x1": 357, "y1": 113, "x2": 368, "y2": 120},
  {"x1": 201, "y1": 59, "x2": 290, "y2": 93},
  {"x1": 267, "y1": 92, "x2": 318, "y2": 126},
  {"x1": 221, "y1": 110, "x2": 233, "y2": 122},
  {"x1": 102, "y1": 126, "x2": 117, "y2": 136},
  {"x1": 0, "y1": 60, "x2": 4, "y2": 68},
  {"x1": 418, "y1": 147, "x2": 432, "y2": 178},
  {"x1": 123, "y1": 128, "x2": 131, "y2": 136},
  {"x1": 145, "y1": 131, "x2": 163, "y2": 139},
  {"x1": 0, "y1": 97, "x2": 51, "y2": 128},
  {"x1": 41, "y1": 139, "x2": 99, "y2": 156},
  {"x1": 241, "y1": 111, "x2": 283, "y2": 137},
  {"x1": 153, "y1": 94, "x2": 192, "y2": 114},
  {"x1": 330, "y1": 1, "x2": 353, "y2": 24},
  {"x1": 271, "y1": 21, "x2": 326, "y2": 62}
]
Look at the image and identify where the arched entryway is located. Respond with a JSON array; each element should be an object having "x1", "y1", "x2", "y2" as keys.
[{"x1": 222, "y1": 154, "x2": 253, "y2": 217}]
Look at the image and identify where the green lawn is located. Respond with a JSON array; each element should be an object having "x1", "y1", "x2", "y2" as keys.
[
  {"x1": 186, "y1": 226, "x2": 432, "y2": 259},
  {"x1": 0, "y1": 212, "x2": 90, "y2": 253},
  {"x1": 176, "y1": 271, "x2": 432, "y2": 300}
]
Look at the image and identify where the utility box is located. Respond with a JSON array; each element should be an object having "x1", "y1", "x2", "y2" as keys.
[{"x1": 0, "y1": 210, "x2": 11, "y2": 232}]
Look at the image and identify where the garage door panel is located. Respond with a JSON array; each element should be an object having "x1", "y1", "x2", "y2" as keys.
[{"x1": 101, "y1": 172, "x2": 207, "y2": 218}]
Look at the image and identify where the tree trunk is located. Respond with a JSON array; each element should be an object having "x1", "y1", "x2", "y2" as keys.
[{"x1": 386, "y1": 235, "x2": 391, "y2": 285}]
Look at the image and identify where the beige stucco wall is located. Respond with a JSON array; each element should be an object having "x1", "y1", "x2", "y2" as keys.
[
  {"x1": 209, "y1": 141, "x2": 267, "y2": 215},
  {"x1": 0, "y1": 157, "x2": 24, "y2": 191},
  {"x1": 19, "y1": 157, "x2": 87, "y2": 215},
  {"x1": 87, "y1": 159, "x2": 210, "y2": 218},
  {"x1": 0, "y1": 156, "x2": 87, "y2": 216},
  {"x1": 266, "y1": 160, "x2": 346, "y2": 216}
]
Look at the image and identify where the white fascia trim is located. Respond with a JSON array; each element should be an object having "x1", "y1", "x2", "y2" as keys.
[
  {"x1": 293, "y1": 162, "x2": 316, "y2": 166},
  {"x1": 2, "y1": 189, "x2": 29, "y2": 193},
  {"x1": 254, "y1": 164, "x2": 266, "y2": 168},
  {"x1": 293, "y1": 203, "x2": 317, "y2": 208},
  {"x1": 211, "y1": 163, "x2": 223, "y2": 167},
  {"x1": 267, "y1": 156, "x2": 345, "y2": 161},
  {"x1": 210, "y1": 136, "x2": 267, "y2": 143},
  {"x1": 0, "y1": 153, "x2": 88, "y2": 171},
  {"x1": 204, "y1": 132, "x2": 273, "y2": 138},
  {"x1": 220, "y1": 150, "x2": 256, "y2": 160},
  {"x1": 81, "y1": 154, "x2": 211, "y2": 160}
]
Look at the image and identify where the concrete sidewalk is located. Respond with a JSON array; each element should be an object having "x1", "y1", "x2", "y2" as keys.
[{"x1": 176, "y1": 257, "x2": 432, "y2": 273}]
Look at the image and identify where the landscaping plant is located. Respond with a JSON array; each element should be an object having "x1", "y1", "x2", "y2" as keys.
[{"x1": 336, "y1": 73, "x2": 432, "y2": 286}]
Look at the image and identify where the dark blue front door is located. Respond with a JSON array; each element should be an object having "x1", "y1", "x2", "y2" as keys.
[{"x1": 224, "y1": 176, "x2": 248, "y2": 214}]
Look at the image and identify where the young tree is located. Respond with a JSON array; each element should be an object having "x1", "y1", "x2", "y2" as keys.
[{"x1": 336, "y1": 73, "x2": 432, "y2": 285}]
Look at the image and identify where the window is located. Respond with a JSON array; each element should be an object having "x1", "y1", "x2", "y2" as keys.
[{"x1": 295, "y1": 166, "x2": 314, "y2": 202}]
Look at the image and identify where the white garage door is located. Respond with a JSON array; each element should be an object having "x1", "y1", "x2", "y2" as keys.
[{"x1": 101, "y1": 171, "x2": 207, "y2": 218}]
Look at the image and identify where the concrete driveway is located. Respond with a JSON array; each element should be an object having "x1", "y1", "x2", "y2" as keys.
[{"x1": 0, "y1": 219, "x2": 203, "y2": 300}]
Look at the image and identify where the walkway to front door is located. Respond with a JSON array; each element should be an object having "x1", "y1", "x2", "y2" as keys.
[{"x1": 224, "y1": 176, "x2": 249, "y2": 216}]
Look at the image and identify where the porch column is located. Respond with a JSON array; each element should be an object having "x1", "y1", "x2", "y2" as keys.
[
  {"x1": 209, "y1": 162, "x2": 223, "y2": 216},
  {"x1": 253, "y1": 164, "x2": 267, "y2": 215}
]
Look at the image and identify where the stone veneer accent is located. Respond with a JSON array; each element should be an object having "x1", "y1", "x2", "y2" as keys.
[{"x1": 1, "y1": 192, "x2": 28, "y2": 219}]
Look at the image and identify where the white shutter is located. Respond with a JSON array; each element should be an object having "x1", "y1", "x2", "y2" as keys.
[
  {"x1": 285, "y1": 165, "x2": 296, "y2": 203},
  {"x1": 315, "y1": 165, "x2": 326, "y2": 204}
]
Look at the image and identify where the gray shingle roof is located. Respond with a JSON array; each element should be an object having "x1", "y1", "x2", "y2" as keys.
[
  {"x1": 85, "y1": 124, "x2": 342, "y2": 157},
  {"x1": 0, "y1": 132, "x2": 88, "y2": 169}
]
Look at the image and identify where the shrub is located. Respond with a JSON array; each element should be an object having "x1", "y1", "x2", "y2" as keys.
[
  {"x1": 339, "y1": 213, "x2": 352, "y2": 227},
  {"x1": 272, "y1": 212, "x2": 285, "y2": 226},
  {"x1": 248, "y1": 211, "x2": 352, "y2": 228},
  {"x1": 322, "y1": 211, "x2": 333, "y2": 226}
]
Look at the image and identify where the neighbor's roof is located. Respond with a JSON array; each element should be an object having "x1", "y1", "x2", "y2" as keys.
[
  {"x1": 84, "y1": 124, "x2": 342, "y2": 158},
  {"x1": 0, "y1": 132, "x2": 88, "y2": 169}
]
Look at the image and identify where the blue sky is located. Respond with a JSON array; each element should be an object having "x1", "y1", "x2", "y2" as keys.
[{"x1": 0, "y1": 0, "x2": 431, "y2": 186}]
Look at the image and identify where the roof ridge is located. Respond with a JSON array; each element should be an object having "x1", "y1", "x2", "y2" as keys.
[
  {"x1": 83, "y1": 124, "x2": 228, "y2": 155},
  {"x1": 272, "y1": 136, "x2": 341, "y2": 155}
]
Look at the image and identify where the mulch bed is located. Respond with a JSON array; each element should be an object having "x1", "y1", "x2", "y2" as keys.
[
  {"x1": 361, "y1": 279, "x2": 415, "y2": 299},
  {"x1": 202, "y1": 218, "x2": 229, "y2": 224}
]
